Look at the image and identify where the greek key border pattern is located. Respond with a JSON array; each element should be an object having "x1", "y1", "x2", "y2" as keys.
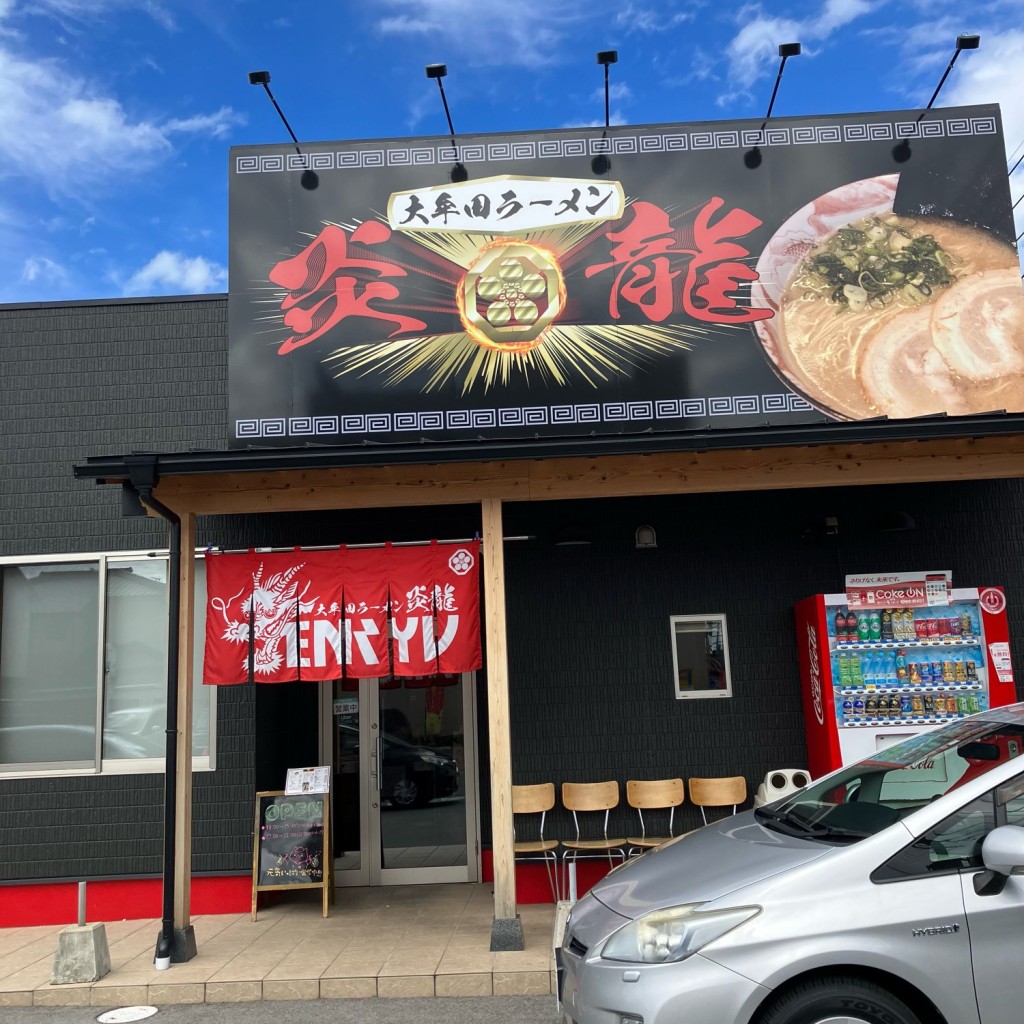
[
  {"x1": 234, "y1": 392, "x2": 811, "y2": 440},
  {"x1": 235, "y1": 117, "x2": 997, "y2": 175}
]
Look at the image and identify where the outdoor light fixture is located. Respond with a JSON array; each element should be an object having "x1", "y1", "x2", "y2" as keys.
[
  {"x1": 246, "y1": 69, "x2": 319, "y2": 190},
  {"x1": 596, "y1": 50, "x2": 618, "y2": 129},
  {"x1": 247, "y1": 69, "x2": 299, "y2": 145},
  {"x1": 765, "y1": 43, "x2": 801, "y2": 121},
  {"x1": 590, "y1": 50, "x2": 619, "y2": 174},
  {"x1": 744, "y1": 43, "x2": 801, "y2": 169},
  {"x1": 894, "y1": 34, "x2": 981, "y2": 164},
  {"x1": 425, "y1": 63, "x2": 468, "y2": 182},
  {"x1": 635, "y1": 525, "x2": 657, "y2": 549},
  {"x1": 926, "y1": 34, "x2": 981, "y2": 109}
]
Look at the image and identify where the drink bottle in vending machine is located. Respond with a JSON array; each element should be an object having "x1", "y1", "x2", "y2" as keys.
[{"x1": 794, "y1": 587, "x2": 1016, "y2": 779}]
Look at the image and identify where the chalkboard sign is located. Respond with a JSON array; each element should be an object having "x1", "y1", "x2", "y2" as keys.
[{"x1": 251, "y1": 790, "x2": 332, "y2": 920}]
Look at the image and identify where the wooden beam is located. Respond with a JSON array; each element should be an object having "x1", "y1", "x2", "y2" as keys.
[
  {"x1": 481, "y1": 498, "x2": 517, "y2": 925},
  {"x1": 527, "y1": 435, "x2": 1024, "y2": 499},
  {"x1": 150, "y1": 435, "x2": 1024, "y2": 516},
  {"x1": 155, "y1": 463, "x2": 530, "y2": 514}
]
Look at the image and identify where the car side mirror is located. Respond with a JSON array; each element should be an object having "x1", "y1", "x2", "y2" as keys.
[{"x1": 975, "y1": 825, "x2": 1024, "y2": 896}]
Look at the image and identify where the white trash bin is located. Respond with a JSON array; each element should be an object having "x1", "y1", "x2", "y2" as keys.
[{"x1": 753, "y1": 768, "x2": 811, "y2": 808}]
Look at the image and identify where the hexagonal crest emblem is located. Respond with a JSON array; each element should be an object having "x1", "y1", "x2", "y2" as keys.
[{"x1": 457, "y1": 241, "x2": 565, "y2": 352}]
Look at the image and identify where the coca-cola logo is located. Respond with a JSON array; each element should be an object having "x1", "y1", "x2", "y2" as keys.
[{"x1": 807, "y1": 623, "x2": 824, "y2": 725}]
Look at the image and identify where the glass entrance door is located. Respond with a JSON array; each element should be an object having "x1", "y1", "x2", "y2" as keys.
[{"x1": 325, "y1": 673, "x2": 477, "y2": 886}]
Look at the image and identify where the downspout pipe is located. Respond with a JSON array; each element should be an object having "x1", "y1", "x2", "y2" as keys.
[{"x1": 126, "y1": 458, "x2": 181, "y2": 968}]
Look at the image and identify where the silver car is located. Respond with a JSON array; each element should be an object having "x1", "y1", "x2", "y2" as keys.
[{"x1": 558, "y1": 703, "x2": 1024, "y2": 1024}]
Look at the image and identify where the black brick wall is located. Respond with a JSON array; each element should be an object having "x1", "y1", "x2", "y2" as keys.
[
  {"x1": 1, "y1": 296, "x2": 1022, "y2": 881},
  {"x1": 1, "y1": 297, "x2": 228, "y2": 555},
  {"x1": 0, "y1": 296, "x2": 254, "y2": 882},
  {"x1": 496, "y1": 489, "x2": 1024, "y2": 842}
]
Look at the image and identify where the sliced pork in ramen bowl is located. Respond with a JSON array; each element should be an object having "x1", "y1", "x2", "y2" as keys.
[
  {"x1": 751, "y1": 174, "x2": 1024, "y2": 420},
  {"x1": 858, "y1": 268, "x2": 1024, "y2": 419}
]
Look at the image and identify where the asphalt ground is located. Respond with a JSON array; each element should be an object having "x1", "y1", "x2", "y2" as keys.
[{"x1": 0, "y1": 996, "x2": 561, "y2": 1024}]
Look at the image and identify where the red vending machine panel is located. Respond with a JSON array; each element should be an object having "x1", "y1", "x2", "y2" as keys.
[{"x1": 794, "y1": 587, "x2": 1016, "y2": 780}]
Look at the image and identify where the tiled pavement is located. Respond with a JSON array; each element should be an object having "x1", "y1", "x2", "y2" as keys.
[{"x1": 0, "y1": 884, "x2": 558, "y2": 1008}]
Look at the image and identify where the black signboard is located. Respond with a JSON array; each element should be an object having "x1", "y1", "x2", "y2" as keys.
[
  {"x1": 228, "y1": 104, "x2": 1020, "y2": 451},
  {"x1": 251, "y1": 790, "x2": 331, "y2": 920}
]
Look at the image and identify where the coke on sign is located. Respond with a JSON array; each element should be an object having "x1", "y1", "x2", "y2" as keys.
[
  {"x1": 845, "y1": 571, "x2": 951, "y2": 609},
  {"x1": 806, "y1": 622, "x2": 824, "y2": 725}
]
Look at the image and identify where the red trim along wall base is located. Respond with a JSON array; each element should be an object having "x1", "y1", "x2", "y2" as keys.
[
  {"x1": 480, "y1": 849, "x2": 613, "y2": 903},
  {"x1": 0, "y1": 876, "x2": 251, "y2": 928},
  {"x1": 2, "y1": 857, "x2": 616, "y2": 926}
]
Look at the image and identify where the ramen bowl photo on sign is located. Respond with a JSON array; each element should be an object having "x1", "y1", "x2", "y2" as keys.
[{"x1": 750, "y1": 174, "x2": 1024, "y2": 421}]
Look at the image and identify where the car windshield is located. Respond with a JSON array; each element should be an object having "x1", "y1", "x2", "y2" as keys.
[{"x1": 756, "y1": 707, "x2": 1024, "y2": 843}]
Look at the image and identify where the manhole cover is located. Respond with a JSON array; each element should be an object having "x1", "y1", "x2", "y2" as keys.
[{"x1": 96, "y1": 1007, "x2": 158, "y2": 1023}]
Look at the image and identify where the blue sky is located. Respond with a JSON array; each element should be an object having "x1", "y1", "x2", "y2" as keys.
[{"x1": 0, "y1": 0, "x2": 1021, "y2": 304}]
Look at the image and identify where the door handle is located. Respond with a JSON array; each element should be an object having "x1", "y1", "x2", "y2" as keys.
[{"x1": 371, "y1": 736, "x2": 382, "y2": 791}]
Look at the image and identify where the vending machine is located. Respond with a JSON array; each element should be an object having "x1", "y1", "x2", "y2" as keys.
[{"x1": 794, "y1": 585, "x2": 1017, "y2": 779}]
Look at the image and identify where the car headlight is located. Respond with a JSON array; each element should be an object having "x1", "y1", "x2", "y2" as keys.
[{"x1": 601, "y1": 904, "x2": 760, "y2": 964}]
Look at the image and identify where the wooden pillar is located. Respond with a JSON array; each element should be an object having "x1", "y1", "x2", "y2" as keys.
[
  {"x1": 174, "y1": 512, "x2": 196, "y2": 938},
  {"x1": 481, "y1": 498, "x2": 522, "y2": 948}
]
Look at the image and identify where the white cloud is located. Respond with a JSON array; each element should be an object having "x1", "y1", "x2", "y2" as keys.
[
  {"x1": 164, "y1": 106, "x2": 247, "y2": 140},
  {"x1": 21, "y1": 254, "x2": 70, "y2": 287},
  {"x1": 561, "y1": 108, "x2": 630, "y2": 128},
  {"x1": 120, "y1": 250, "x2": 227, "y2": 296},
  {"x1": 0, "y1": 52, "x2": 170, "y2": 197},
  {"x1": 717, "y1": 0, "x2": 878, "y2": 106},
  {"x1": 719, "y1": 11, "x2": 801, "y2": 105},
  {"x1": 374, "y1": 0, "x2": 587, "y2": 67},
  {"x1": 404, "y1": 89, "x2": 435, "y2": 131},
  {"x1": 613, "y1": 2, "x2": 695, "y2": 33},
  {"x1": 12, "y1": 0, "x2": 174, "y2": 28},
  {"x1": 590, "y1": 81, "x2": 633, "y2": 103},
  {"x1": 816, "y1": 0, "x2": 875, "y2": 34},
  {"x1": 0, "y1": 46, "x2": 243, "y2": 199}
]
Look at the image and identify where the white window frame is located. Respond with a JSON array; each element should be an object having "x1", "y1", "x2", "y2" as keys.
[
  {"x1": 670, "y1": 613, "x2": 733, "y2": 700},
  {"x1": 0, "y1": 548, "x2": 215, "y2": 778}
]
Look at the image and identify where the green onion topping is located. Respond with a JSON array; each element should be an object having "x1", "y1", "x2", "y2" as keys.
[{"x1": 794, "y1": 215, "x2": 959, "y2": 310}]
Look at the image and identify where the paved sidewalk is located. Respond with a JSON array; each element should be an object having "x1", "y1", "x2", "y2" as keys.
[{"x1": 0, "y1": 884, "x2": 558, "y2": 1008}]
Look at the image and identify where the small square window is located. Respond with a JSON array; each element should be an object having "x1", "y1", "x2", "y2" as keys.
[{"x1": 670, "y1": 614, "x2": 732, "y2": 700}]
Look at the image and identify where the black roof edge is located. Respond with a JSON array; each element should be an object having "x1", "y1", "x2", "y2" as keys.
[
  {"x1": 73, "y1": 411, "x2": 1024, "y2": 484},
  {"x1": 1, "y1": 292, "x2": 226, "y2": 313}
]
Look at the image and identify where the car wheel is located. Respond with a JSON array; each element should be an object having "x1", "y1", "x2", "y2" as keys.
[
  {"x1": 757, "y1": 975, "x2": 923, "y2": 1024},
  {"x1": 390, "y1": 775, "x2": 419, "y2": 808},
  {"x1": 392, "y1": 772, "x2": 440, "y2": 808}
]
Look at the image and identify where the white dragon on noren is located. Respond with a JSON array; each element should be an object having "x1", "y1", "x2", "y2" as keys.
[{"x1": 211, "y1": 562, "x2": 319, "y2": 676}]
